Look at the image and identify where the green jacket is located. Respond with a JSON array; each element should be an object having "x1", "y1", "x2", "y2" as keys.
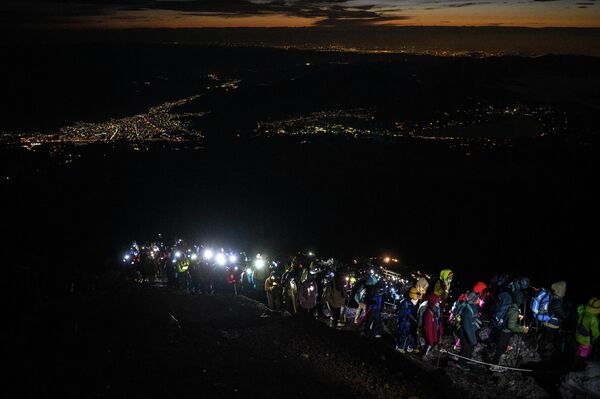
[
  {"x1": 434, "y1": 269, "x2": 453, "y2": 300},
  {"x1": 575, "y1": 304, "x2": 600, "y2": 346},
  {"x1": 503, "y1": 304, "x2": 526, "y2": 334}
]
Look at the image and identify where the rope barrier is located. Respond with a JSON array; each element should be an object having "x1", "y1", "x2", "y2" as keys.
[{"x1": 439, "y1": 349, "x2": 533, "y2": 372}]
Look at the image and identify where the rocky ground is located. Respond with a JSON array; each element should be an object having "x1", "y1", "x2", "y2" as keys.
[{"x1": 9, "y1": 279, "x2": 570, "y2": 398}]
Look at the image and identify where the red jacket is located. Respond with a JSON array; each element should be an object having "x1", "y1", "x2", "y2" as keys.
[
  {"x1": 423, "y1": 294, "x2": 443, "y2": 347},
  {"x1": 226, "y1": 273, "x2": 236, "y2": 285}
]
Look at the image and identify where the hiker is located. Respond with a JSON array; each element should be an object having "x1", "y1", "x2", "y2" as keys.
[
  {"x1": 176, "y1": 254, "x2": 191, "y2": 294},
  {"x1": 362, "y1": 275, "x2": 383, "y2": 338},
  {"x1": 265, "y1": 273, "x2": 283, "y2": 310},
  {"x1": 490, "y1": 290, "x2": 529, "y2": 372},
  {"x1": 396, "y1": 287, "x2": 419, "y2": 353},
  {"x1": 433, "y1": 269, "x2": 453, "y2": 303},
  {"x1": 324, "y1": 274, "x2": 347, "y2": 328},
  {"x1": 575, "y1": 297, "x2": 599, "y2": 365},
  {"x1": 353, "y1": 279, "x2": 368, "y2": 324},
  {"x1": 538, "y1": 281, "x2": 569, "y2": 359},
  {"x1": 455, "y1": 292, "x2": 481, "y2": 370},
  {"x1": 472, "y1": 281, "x2": 488, "y2": 316},
  {"x1": 298, "y1": 271, "x2": 319, "y2": 317},
  {"x1": 491, "y1": 276, "x2": 529, "y2": 331},
  {"x1": 415, "y1": 277, "x2": 429, "y2": 300},
  {"x1": 423, "y1": 294, "x2": 443, "y2": 357},
  {"x1": 449, "y1": 293, "x2": 469, "y2": 350}
]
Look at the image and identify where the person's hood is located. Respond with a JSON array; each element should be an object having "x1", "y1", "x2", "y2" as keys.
[
  {"x1": 551, "y1": 281, "x2": 566, "y2": 298},
  {"x1": 416, "y1": 277, "x2": 429, "y2": 290},
  {"x1": 467, "y1": 291, "x2": 480, "y2": 304},
  {"x1": 440, "y1": 269, "x2": 453, "y2": 282},
  {"x1": 473, "y1": 281, "x2": 487, "y2": 295},
  {"x1": 428, "y1": 294, "x2": 441, "y2": 310},
  {"x1": 407, "y1": 287, "x2": 419, "y2": 301},
  {"x1": 585, "y1": 297, "x2": 600, "y2": 314}
]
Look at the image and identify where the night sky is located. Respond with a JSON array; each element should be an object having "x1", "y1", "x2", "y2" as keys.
[{"x1": 2, "y1": 0, "x2": 599, "y2": 29}]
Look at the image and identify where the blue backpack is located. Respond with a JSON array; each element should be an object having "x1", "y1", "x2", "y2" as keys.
[{"x1": 531, "y1": 288, "x2": 551, "y2": 322}]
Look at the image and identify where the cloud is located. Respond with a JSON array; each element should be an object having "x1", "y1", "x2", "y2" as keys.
[
  {"x1": 1, "y1": 0, "x2": 416, "y2": 28},
  {"x1": 422, "y1": 1, "x2": 491, "y2": 10},
  {"x1": 446, "y1": 2, "x2": 492, "y2": 7}
]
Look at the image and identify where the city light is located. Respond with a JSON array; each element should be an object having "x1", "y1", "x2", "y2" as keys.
[
  {"x1": 174, "y1": 251, "x2": 182, "y2": 258},
  {"x1": 203, "y1": 249, "x2": 213, "y2": 260},
  {"x1": 190, "y1": 253, "x2": 198, "y2": 261},
  {"x1": 229, "y1": 254, "x2": 238, "y2": 263},
  {"x1": 255, "y1": 258, "x2": 265, "y2": 269}
]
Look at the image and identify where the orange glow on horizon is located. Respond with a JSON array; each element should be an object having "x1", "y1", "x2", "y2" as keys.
[{"x1": 34, "y1": 7, "x2": 600, "y2": 30}]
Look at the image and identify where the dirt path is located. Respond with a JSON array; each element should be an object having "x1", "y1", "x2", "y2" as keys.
[{"x1": 10, "y1": 282, "x2": 552, "y2": 398}]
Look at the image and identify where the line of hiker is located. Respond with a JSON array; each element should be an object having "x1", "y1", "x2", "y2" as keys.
[
  {"x1": 120, "y1": 239, "x2": 598, "y2": 373},
  {"x1": 265, "y1": 265, "x2": 598, "y2": 373}
]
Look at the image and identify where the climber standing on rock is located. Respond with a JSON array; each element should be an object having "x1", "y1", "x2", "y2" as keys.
[
  {"x1": 395, "y1": 287, "x2": 419, "y2": 353},
  {"x1": 265, "y1": 272, "x2": 283, "y2": 311},
  {"x1": 490, "y1": 290, "x2": 529, "y2": 372},
  {"x1": 455, "y1": 291, "x2": 482, "y2": 371},
  {"x1": 362, "y1": 275, "x2": 383, "y2": 338},
  {"x1": 433, "y1": 269, "x2": 453, "y2": 304},
  {"x1": 423, "y1": 294, "x2": 443, "y2": 358},
  {"x1": 538, "y1": 280, "x2": 570, "y2": 359},
  {"x1": 415, "y1": 277, "x2": 429, "y2": 301},
  {"x1": 324, "y1": 273, "x2": 347, "y2": 328},
  {"x1": 575, "y1": 297, "x2": 600, "y2": 367}
]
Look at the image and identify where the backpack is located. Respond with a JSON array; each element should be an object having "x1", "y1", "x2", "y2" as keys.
[
  {"x1": 348, "y1": 278, "x2": 366, "y2": 308},
  {"x1": 531, "y1": 288, "x2": 551, "y2": 322},
  {"x1": 449, "y1": 296, "x2": 468, "y2": 328},
  {"x1": 417, "y1": 300, "x2": 429, "y2": 328},
  {"x1": 510, "y1": 277, "x2": 530, "y2": 292},
  {"x1": 492, "y1": 291, "x2": 512, "y2": 329}
]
